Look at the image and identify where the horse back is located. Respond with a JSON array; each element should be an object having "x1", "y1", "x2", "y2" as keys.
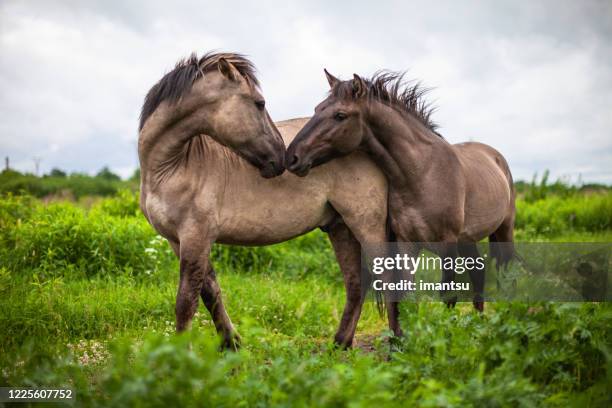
[{"x1": 275, "y1": 117, "x2": 310, "y2": 146}]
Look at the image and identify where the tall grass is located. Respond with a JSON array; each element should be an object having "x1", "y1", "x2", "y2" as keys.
[
  {"x1": 514, "y1": 170, "x2": 610, "y2": 203},
  {"x1": 0, "y1": 191, "x2": 340, "y2": 282},
  {"x1": 516, "y1": 193, "x2": 612, "y2": 236},
  {"x1": 2, "y1": 187, "x2": 610, "y2": 282},
  {"x1": 0, "y1": 195, "x2": 172, "y2": 278}
]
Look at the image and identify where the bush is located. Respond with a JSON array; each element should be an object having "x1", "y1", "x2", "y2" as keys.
[
  {"x1": 0, "y1": 169, "x2": 135, "y2": 198},
  {"x1": 2, "y1": 187, "x2": 611, "y2": 280},
  {"x1": 0, "y1": 192, "x2": 338, "y2": 281},
  {"x1": 515, "y1": 170, "x2": 611, "y2": 203},
  {"x1": 91, "y1": 189, "x2": 141, "y2": 218},
  {"x1": 393, "y1": 302, "x2": 611, "y2": 405},
  {"x1": 515, "y1": 193, "x2": 612, "y2": 236},
  {"x1": 0, "y1": 197, "x2": 174, "y2": 278}
]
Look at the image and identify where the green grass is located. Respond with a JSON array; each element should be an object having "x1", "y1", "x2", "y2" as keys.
[
  {"x1": 0, "y1": 189, "x2": 611, "y2": 407},
  {"x1": 515, "y1": 193, "x2": 612, "y2": 236}
]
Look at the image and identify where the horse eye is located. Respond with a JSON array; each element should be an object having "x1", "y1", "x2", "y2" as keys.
[
  {"x1": 334, "y1": 112, "x2": 347, "y2": 121},
  {"x1": 255, "y1": 100, "x2": 266, "y2": 110}
]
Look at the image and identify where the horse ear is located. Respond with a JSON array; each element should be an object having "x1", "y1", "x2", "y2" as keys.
[
  {"x1": 352, "y1": 74, "x2": 366, "y2": 98},
  {"x1": 218, "y1": 57, "x2": 241, "y2": 82},
  {"x1": 324, "y1": 68, "x2": 339, "y2": 88}
]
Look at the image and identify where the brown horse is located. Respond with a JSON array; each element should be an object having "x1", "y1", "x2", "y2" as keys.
[
  {"x1": 138, "y1": 52, "x2": 388, "y2": 348},
  {"x1": 286, "y1": 70, "x2": 516, "y2": 337}
]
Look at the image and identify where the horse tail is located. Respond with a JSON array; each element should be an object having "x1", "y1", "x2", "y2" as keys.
[
  {"x1": 489, "y1": 151, "x2": 516, "y2": 269},
  {"x1": 488, "y1": 235, "x2": 516, "y2": 269},
  {"x1": 374, "y1": 212, "x2": 398, "y2": 318}
]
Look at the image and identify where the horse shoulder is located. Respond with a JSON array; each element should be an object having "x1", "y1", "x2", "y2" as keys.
[{"x1": 141, "y1": 164, "x2": 221, "y2": 244}]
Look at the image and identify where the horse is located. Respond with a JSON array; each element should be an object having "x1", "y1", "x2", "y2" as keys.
[
  {"x1": 138, "y1": 52, "x2": 389, "y2": 349},
  {"x1": 286, "y1": 70, "x2": 516, "y2": 337}
]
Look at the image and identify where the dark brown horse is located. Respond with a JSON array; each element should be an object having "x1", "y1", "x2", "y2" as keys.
[
  {"x1": 138, "y1": 53, "x2": 389, "y2": 348},
  {"x1": 286, "y1": 70, "x2": 516, "y2": 337}
]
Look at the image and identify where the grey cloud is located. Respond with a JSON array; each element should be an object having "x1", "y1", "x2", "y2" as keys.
[{"x1": 0, "y1": 0, "x2": 610, "y2": 182}]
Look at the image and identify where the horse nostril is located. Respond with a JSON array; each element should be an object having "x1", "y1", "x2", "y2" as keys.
[{"x1": 290, "y1": 155, "x2": 299, "y2": 166}]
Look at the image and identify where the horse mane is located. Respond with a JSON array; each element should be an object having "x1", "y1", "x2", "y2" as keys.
[
  {"x1": 139, "y1": 52, "x2": 259, "y2": 131},
  {"x1": 331, "y1": 71, "x2": 442, "y2": 137}
]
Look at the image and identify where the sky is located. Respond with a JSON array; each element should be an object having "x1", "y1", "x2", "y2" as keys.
[{"x1": 1, "y1": 0, "x2": 611, "y2": 183}]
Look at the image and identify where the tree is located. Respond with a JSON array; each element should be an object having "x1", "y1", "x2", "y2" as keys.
[
  {"x1": 96, "y1": 166, "x2": 121, "y2": 181},
  {"x1": 129, "y1": 168, "x2": 141, "y2": 182},
  {"x1": 49, "y1": 168, "x2": 67, "y2": 178}
]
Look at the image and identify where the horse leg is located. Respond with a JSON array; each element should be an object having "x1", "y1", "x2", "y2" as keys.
[
  {"x1": 489, "y1": 212, "x2": 516, "y2": 269},
  {"x1": 327, "y1": 222, "x2": 365, "y2": 348},
  {"x1": 337, "y1": 213, "x2": 402, "y2": 338},
  {"x1": 385, "y1": 300, "x2": 403, "y2": 337},
  {"x1": 458, "y1": 242, "x2": 485, "y2": 312},
  {"x1": 383, "y1": 241, "x2": 407, "y2": 339},
  {"x1": 175, "y1": 240, "x2": 210, "y2": 333},
  {"x1": 440, "y1": 243, "x2": 459, "y2": 308},
  {"x1": 200, "y1": 261, "x2": 240, "y2": 350},
  {"x1": 171, "y1": 238, "x2": 238, "y2": 348}
]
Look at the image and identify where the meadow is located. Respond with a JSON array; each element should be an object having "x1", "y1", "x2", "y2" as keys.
[{"x1": 0, "y1": 172, "x2": 611, "y2": 407}]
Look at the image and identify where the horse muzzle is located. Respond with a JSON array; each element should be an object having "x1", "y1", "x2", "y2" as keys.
[
  {"x1": 259, "y1": 155, "x2": 285, "y2": 178},
  {"x1": 286, "y1": 152, "x2": 312, "y2": 177}
]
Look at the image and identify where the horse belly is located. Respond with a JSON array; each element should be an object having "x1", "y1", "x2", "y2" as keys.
[
  {"x1": 216, "y1": 202, "x2": 333, "y2": 245},
  {"x1": 215, "y1": 172, "x2": 335, "y2": 246}
]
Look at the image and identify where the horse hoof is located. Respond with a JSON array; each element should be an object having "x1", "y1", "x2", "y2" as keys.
[
  {"x1": 443, "y1": 295, "x2": 458, "y2": 309},
  {"x1": 473, "y1": 301, "x2": 484, "y2": 312},
  {"x1": 220, "y1": 332, "x2": 241, "y2": 351},
  {"x1": 333, "y1": 335, "x2": 353, "y2": 349}
]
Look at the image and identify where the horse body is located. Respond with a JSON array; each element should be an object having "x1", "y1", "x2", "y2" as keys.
[
  {"x1": 142, "y1": 121, "x2": 388, "y2": 349},
  {"x1": 383, "y1": 139, "x2": 514, "y2": 244},
  {"x1": 286, "y1": 70, "x2": 516, "y2": 336},
  {"x1": 143, "y1": 123, "x2": 386, "y2": 248},
  {"x1": 139, "y1": 54, "x2": 388, "y2": 348}
]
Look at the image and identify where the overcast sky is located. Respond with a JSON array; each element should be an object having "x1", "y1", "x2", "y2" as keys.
[{"x1": 1, "y1": 0, "x2": 611, "y2": 183}]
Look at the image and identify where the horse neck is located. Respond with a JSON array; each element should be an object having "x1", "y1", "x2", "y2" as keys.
[
  {"x1": 142, "y1": 133, "x2": 234, "y2": 195},
  {"x1": 363, "y1": 102, "x2": 444, "y2": 190},
  {"x1": 138, "y1": 99, "x2": 215, "y2": 184}
]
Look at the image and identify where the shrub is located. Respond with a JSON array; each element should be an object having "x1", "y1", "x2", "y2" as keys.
[
  {"x1": 515, "y1": 193, "x2": 612, "y2": 236},
  {"x1": 0, "y1": 169, "x2": 135, "y2": 198},
  {"x1": 0, "y1": 193, "x2": 339, "y2": 281},
  {"x1": 0, "y1": 198, "x2": 174, "y2": 278},
  {"x1": 91, "y1": 189, "x2": 141, "y2": 218}
]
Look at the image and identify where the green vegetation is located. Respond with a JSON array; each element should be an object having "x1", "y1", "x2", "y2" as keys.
[
  {"x1": 0, "y1": 167, "x2": 138, "y2": 199},
  {"x1": 516, "y1": 194, "x2": 612, "y2": 237},
  {"x1": 0, "y1": 176, "x2": 611, "y2": 407},
  {"x1": 514, "y1": 170, "x2": 611, "y2": 203}
]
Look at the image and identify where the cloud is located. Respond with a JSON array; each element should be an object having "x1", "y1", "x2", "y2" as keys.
[{"x1": 1, "y1": 0, "x2": 611, "y2": 182}]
